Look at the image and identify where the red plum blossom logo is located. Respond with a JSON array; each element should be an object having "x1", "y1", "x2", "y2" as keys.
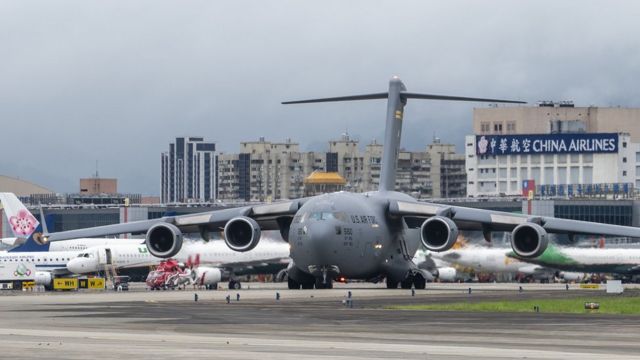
[{"x1": 9, "y1": 210, "x2": 37, "y2": 236}]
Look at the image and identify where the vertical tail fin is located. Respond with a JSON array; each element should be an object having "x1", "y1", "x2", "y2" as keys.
[
  {"x1": 0, "y1": 193, "x2": 52, "y2": 252},
  {"x1": 0, "y1": 193, "x2": 39, "y2": 238},
  {"x1": 282, "y1": 77, "x2": 525, "y2": 192}
]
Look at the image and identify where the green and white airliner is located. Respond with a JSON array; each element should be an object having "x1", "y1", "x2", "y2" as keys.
[{"x1": 508, "y1": 243, "x2": 640, "y2": 278}]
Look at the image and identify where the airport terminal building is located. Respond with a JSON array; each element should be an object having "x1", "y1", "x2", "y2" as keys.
[{"x1": 466, "y1": 104, "x2": 640, "y2": 197}]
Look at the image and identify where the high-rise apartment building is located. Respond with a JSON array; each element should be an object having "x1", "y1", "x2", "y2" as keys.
[
  {"x1": 216, "y1": 134, "x2": 465, "y2": 202},
  {"x1": 161, "y1": 137, "x2": 217, "y2": 203}
]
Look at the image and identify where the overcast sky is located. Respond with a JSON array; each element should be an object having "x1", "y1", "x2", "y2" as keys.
[{"x1": 1, "y1": 1, "x2": 639, "y2": 194}]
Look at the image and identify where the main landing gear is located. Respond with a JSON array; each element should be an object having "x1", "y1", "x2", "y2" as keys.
[
  {"x1": 386, "y1": 273, "x2": 426, "y2": 289},
  {"x1": 228, "y1": 280, "x2": 242, "y2": 290}
]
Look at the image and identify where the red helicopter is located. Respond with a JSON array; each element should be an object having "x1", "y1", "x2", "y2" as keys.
[{"x1": 146, "y1": 255, "x2": 199, "y2": 290}]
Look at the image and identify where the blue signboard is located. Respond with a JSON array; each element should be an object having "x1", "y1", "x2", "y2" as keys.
[{"x1": 476, "y1": 133, "x2": 618, "y2": 155}]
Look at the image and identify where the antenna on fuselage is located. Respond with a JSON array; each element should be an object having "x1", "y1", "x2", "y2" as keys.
[{"x1": 282, "y1": 76, "x2": 526, "y2": 192}]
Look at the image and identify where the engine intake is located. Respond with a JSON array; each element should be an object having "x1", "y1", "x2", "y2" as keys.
[
  {"x1": 511, "y1": 223, "x2": 548, "y2": 258},
  {"x1": 421, "y1": 216, "x2": 459, "y2": 252},
  {"x1": 145, "y1": 223, "x2": 183, "y2": 258},
  {"x1": 224, "y1": 217, "x2": 261, "y2": 252}
]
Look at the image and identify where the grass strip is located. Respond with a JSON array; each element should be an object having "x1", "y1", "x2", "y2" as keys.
[{"x1": 387, "y1": 296, "x2": 640, "y2": 315}]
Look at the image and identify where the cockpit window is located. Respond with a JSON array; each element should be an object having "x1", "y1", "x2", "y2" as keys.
[
  {"x1": 299, "y1": 212, "x2": 349, "y2": 222},
  {"x1": 332, "y1": 212, "x2": 348, "y2": 222}
]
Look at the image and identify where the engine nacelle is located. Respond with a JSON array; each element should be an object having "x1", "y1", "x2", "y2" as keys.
[
  {"x1": 436, "y1": 267, "x2": 457, "y2": 282},
  {"x1": 193, "y1": 267, "x2": 223, "y2": 286},
  {"x1": 34, "y1": 272, "x2": 53, "y2": 287},
  {"x1": 511, "y1": 223, "x2": 549, "y2": 258},
  {"x1": 559, "y1": 271, "x2": 584, "y2": 282},
  {"x1": 145, "y1": 223, "x2": 183, "y2": 258},
  {"x1": 420, "y1": 216, "x2": 459, "y2": 252},
  {"x1": 224, "y1": 216, "x2": 261, "y2": 252}
]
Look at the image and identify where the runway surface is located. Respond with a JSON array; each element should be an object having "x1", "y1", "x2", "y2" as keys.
[{"x1": 1, "y1": 282, "x2": 639, "y2": 359}]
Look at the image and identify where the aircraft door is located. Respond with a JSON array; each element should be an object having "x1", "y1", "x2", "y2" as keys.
[{"x1": 98, "y1": 248, "x2": 113, "y2": 265}]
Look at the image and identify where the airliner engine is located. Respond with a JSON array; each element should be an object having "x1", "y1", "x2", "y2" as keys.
[
  {"x1": 34, "y1": 272, "x2": 52, "y2": 287},
  {"x1": 145, "y1": 223, "x2": 183, "y2": 258},
  {"x1": 421, "y1": 216, "x2": 459, "y2": 252},
  {"x1": 559, "y1": 271, "x2": 584, "y2": 282},
  {"x1": 193, "y1": 267, "x2": 223, "y2": 286},
  {"x1": 436, "y1": 267, "x2": 457, "y2": 282},
  {"x1": 224, "y1": 217, "x2": 261, "y2": 252},
  {"x1": 511, "y1": 223, "x2": 549, "y2": 258}
]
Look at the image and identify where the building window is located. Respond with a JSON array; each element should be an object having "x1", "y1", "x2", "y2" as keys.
[
  {"x1": 493, "y1": 123, "x2": 503, "y2": 133},
  {"x1": 480, "y1": 122, "x2": 490, "y2": 133},
  {"x1": 506, "y1": 122, "x2": 516, "y2": 133},
  {"x1": 623, "y1": 157, "x2": 627, "y2": 163},
  {"x1": 623, "y1": 170, "x2": 627, "y2": 176}
]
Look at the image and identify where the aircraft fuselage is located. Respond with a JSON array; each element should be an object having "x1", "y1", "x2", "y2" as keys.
[{"x1": 289, "y1": 191, "x2": 421, "y2": 282}]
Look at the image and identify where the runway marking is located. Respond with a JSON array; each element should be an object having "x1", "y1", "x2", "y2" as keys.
[{"x1": 0, "y1": 327, "x2": 638, "y2": 360}]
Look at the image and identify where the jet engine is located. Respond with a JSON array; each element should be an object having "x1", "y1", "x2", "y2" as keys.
[
  {"x1": 511, "y1": 223, "x2": 548, "y2": 258},
  {"x1": 192, "y1": 267, "x2": 223, "y2": 286},
  {"x1": 559, "y1": 271, "x2": 584, "y2": 282},
  {"x1": 145, "y1": 223, "x2": 183, "y2": 258},
  {"x1": 34, "y1": 272, "x2": 52, "y2": 287},
  {"x1": 436, "y1": 267, "x2": 457, "y2": 282},
  {"x1": 420, "y1": 216, "x2": 459, "y2": 252},
  {"x1": 224, "y1": 217, "x2": 261, "y2": 252}
]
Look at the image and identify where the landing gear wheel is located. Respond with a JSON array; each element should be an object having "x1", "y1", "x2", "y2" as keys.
[
  {"x1": 315, "y1": 278, "x2": 333, "y2": 289},
  {"x1": 386, "y1": 278, "x2": 398, "y2": 289},
  {"x1": 228, "y1": 280, "x2": 242, "y2": 290},
  {"x1": 301, "y1": 282, "x2": 314, "y2": 289},
  {"x1": 400, "y1": 279, "x2": 413, "y2": 289},
  {"x1": 413, "y1": 275, "x2": 426, "y2": 290},
  {"x1": 288, "y1": 278, "x2": 301, "y2": 290}
]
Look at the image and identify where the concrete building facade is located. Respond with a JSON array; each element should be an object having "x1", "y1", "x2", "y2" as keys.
[{"x1": 216, "y1": 135, "x2": 465, "y2": 202}]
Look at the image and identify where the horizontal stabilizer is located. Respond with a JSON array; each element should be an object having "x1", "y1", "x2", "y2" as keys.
[
  {"x1": 282, "y1": 92, "x2": 388, "y2": 104},
  {"x1": 283, "y1": 92, "x2": 525, "y2": 105},
  {"x1": 402, "y1": 93, "x2": 526, "y2": 104}
]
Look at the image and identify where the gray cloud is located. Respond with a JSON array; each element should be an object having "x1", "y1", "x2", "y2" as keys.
[{"x1": 1, "y1": 1, "x2": 638, "y2": 194}]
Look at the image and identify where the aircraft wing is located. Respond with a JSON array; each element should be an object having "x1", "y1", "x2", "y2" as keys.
[
  {"x1": 389, "y1": 200, "x2": 640, "y2": 238},
  {"x1": 45, "y1": 200, "x2": 306, "y2": 242}
]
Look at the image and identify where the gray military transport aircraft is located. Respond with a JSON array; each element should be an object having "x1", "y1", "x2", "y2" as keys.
[{"x1": 42, "y1": 77, "x2": 640, "y2": 289}]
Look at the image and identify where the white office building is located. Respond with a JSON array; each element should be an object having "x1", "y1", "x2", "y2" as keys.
[{"x1": 466, "y1": 104, "x2": 640, "y2": 197}]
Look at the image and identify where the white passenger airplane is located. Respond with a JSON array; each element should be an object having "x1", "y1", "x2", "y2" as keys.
[
  {"x1": 508, "y1": 242, "x2": 640, "y2": 281},
  {"x1": 67, "y1": 239, "x2": 290, "y2": 289},
  {"x1": 0, "y1": 193, "x2": 143, "y2": 288},
  {"x1": 431, "y1": 246, "x2": 584, "y2": 282}
]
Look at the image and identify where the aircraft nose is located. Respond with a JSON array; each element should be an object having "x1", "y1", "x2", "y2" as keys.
[
  {"x1": 67, "y1": 258, "x2": 88, "y2": 274},
  {"x1": 306, "y1": 222, "x2": 337, "y2": 264}
]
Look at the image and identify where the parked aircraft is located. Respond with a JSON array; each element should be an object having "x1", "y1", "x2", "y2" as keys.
[
  {"x1": 508, "y1": 242, "x2": 640, "y2": 280},
  {"x1": 411, "y1": 249, "x2": 456, "y2": 281},
  {"x1": 43, "y1": 77, "x2": 640, "y2": 289},
  {"x1": 0, "y1": 193, "x2": 141, "y2": 288},
  {"x1": 67, "y1": 239, "x2": 290, "y2": 289}
]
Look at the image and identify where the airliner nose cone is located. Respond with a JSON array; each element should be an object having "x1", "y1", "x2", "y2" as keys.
[{"x1": 67, "y1": 258, "x2": 86, "y2": 274}]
